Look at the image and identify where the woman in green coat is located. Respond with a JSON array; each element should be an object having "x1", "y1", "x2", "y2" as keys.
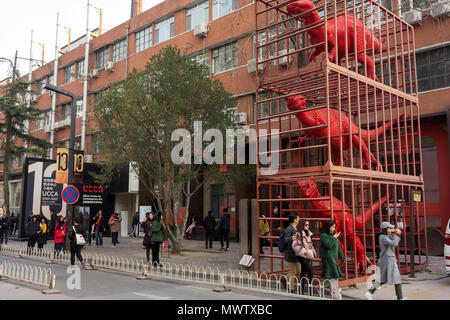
[
  {"x1": 320, "y1": 220, "x2": 345, "y2": 299},
  {"x1": 151, "y1": 211, "x2": 164, "y2": 267}
]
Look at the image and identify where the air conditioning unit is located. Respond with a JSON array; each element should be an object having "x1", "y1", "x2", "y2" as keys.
[
  {"x1": 84, "y1": 154, "x2": 93, "y2": 163},
  {"x1": 273, "y1": 49, "x2": 289, "y2": 66},
  {"x1": 106, "y1": 61, "x2": 114, "y2": 72},
  {"x1": 431, "y1": 0, "x2": 450, "y2": 19},
  {"x1": 90, "y1": 68, "x2": 99, "y2": 78},
  {"x1": 31, "y1": 95, "x2": 38, "y2": 103},
  {"x1": 194, "y1": 22, "x2": 209, "y2": 37},
  {"x1": 234, "y1": 112, "x2": 248, "y2": 125},
  {"x1": 403, "y1": 9, "x2": 422, "y2": 25},
  {"x1": 248, "y1": 58, "x2": 265, "y2": 75}
]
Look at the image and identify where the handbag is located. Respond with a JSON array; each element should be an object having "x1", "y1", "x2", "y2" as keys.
[{"x1": 74, "y1": 227, "x2": 86, "y2": 245}]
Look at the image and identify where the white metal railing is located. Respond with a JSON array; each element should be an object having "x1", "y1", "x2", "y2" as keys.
[
  {"x1": 0, "y1": 260, "x2": 52, "y2": 287},
  {"x1": 0, "y1": 245, "x2": 337, "y2": 299}
]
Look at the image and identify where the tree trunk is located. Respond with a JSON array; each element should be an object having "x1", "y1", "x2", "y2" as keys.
[{"x1": 4, "y1": 119, "x2": 11, "y2": 218}]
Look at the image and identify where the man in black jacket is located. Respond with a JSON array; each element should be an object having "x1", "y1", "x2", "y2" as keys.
[
  {"x1": 204, "y1": 210, "x2": 216, "y2": 249},
  {"x1": 27, "y1": 215, "x2": 41, "y2": 254},
  {"x1": 218, "y1": 208, "x2": 231, "y2": 251},
  {"x1": 0, "y1": 216, "x2": 9, "y2": 246}
]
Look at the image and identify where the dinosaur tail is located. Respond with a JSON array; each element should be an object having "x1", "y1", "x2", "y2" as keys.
[
  {"x1": 355, "y1": 187, "x2": 392, "y2": 229},
  {"x1": 367, "y1": 114, "x2": 404, "y2": 142}
]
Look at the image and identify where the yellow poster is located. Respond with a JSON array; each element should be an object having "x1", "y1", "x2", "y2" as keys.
[{"x1": 56, "y1": 148, "x2": 69, "y2": 184}]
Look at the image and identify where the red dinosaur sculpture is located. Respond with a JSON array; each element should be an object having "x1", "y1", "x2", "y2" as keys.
[
  {"x1": 286, "y1": 93, "x2": 403, "y2": 169},
  {"x1": 287, "y1": 0, "x2": 385, "y2": 81},
  {"x1": 297, "y1": 177, "x2": 391, "y2": 272}
]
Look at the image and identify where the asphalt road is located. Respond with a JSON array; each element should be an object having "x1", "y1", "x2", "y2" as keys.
[{"x1": 0, "y1": 255, "x2": 299, "y2": 300}]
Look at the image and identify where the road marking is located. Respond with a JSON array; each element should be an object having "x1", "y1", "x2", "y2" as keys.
[{"x1": 133, "y1": 292, "x2": 171, "y2": 300}]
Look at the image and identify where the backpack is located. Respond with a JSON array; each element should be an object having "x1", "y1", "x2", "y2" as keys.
[{"x1": 278, "y1": 232, "x2": 286, "y2": 253}]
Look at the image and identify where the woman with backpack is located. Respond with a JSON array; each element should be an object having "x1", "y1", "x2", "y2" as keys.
[
  {"x1": 142, "y1": 212, "x2": 153, "y2": 264},
  {"x1": 292, "y1": 219, "x2": 316, "y2": 294}
]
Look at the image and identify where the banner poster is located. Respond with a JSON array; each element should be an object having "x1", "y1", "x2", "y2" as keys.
[{"x1": 20, "y1": 158, "x2": 67, "y2": 237}]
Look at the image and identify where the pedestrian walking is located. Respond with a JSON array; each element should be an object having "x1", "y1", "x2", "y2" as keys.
[
  {"x1": 129, "y1": 212, "x2": 140, "y2": 237},
  {"x1": 69, "y1": 218, "x2": 86, "y2": 269},
  {"x1": 204, "y1": 210, "x2": 216, "y2": 249},
  {"x1": 320, "y1": 220, "x2": 345, "y2": 299},
  {"x1": 93, "y1": 210, "x2": 106, "y2": 247},
  {"x1": 292, "y1": 219, "x2": 316, "y2": 294},
  {"x1": 49, "y1": 209, "x2": 57, "y2": 238},
  {"x1": 0, "y1": 215, "x2": 10, "y2": 246},
  {"x1": 108, "y1": 213, "x2": 122, "y2": 247},
  {"x1": 151, "y1": 211, "x2": 164, "y2": 267},
  {"x1": 365, "y1": 221, "x2": 406, "y2": 300},
  {"x1": 217, "y1": 208, "x2": 231, "y2": 251},
  {"x1": 54, "y1": 220, "x2": 65, "y2": 259},
  {"x1": 27, "y1": 215, "x2": 41, "y2": 254},
  {"x1": 37, "y1": 217, "x2": 49, "y2": 250},
  {"x1": 142, "y1": 212, "x2": 153, "y2": 263},
  {"x1": 283, "y1": 213, "x2": 301, "y2": 293},
  {"x1": 259, "y1": 215, "x2": 270, "y2": 254},
  {"x1": 9, "y1": 213, "x2": 16, "y2": 236}
]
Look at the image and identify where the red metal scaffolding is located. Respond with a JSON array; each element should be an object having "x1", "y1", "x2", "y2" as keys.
[{"x1": 255, "y1": 0, "x2": 428, "y2": 286}]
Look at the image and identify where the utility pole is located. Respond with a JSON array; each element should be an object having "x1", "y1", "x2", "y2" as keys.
[
  {"x1": 81, "y1": 0, "x2": 90, "y2": 151},
  {"x1": 50, "y1": 13, "x2": 60, "y2": 160}
]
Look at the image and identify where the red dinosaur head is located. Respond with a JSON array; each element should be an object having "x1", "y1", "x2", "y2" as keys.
[
  {"x1": 287, "y1": 0, "x2": 317, "y2": 21},
  {"x1": 297, "y1": 178, "x2": 319, "y2": 198},
  {"x1": 285, "y1": 93, "x2": 306, "y2": 111}
]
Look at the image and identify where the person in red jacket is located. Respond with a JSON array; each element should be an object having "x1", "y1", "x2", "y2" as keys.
[{"x1": 54, "y1": 216, "x2": 66, "y2": 259}]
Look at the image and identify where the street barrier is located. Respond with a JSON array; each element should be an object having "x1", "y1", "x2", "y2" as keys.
[
  {"x1": 0, "y1": 245, "x2": 337, "y2": 299},
  {"x1": 0, "y1": 260, "x2": 60, "y2": 294}
]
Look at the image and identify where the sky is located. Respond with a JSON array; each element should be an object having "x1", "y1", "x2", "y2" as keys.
[{"x1": 0, "y1": 0, "x2": 164, "y2": 80}]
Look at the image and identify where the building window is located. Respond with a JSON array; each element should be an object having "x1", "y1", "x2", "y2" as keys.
[
  {"x1": 212, "y1": 0, "x2": 237, "y2": 20},
  {"x1": 61, "y1": 103, "x2": 71, "y2": 121},
  {"x1": 77, "y1": 60, "x2": 85, "y2": 78},
  {"x1": 257, "y1": 91, "x2": 286, "y2": 120},
  {"x1": 421, "y1": 136, "x2": 440, "y2": 202},
  {"x1": 416, "y1": 45, "x2": 450, "y2": 92},
  {"x1": 96, "y1": 46, "x2": 110, "y2": 69},
  {"x1": 135, "y1": 26, "x2": 152, "y2": 53},
  {"x1": 212, "y1": 41, "x2": 238, "y2": 74},
  {"x1": 45, "y1": 112, "x2": 52, "y2": 127},
  {"x1": 76, "y1": 100, "x2": 83, "y2": 118},
  {"x1": 48, "y1": 74, "x2": 54, "y2": 86},
  {"x1": 37, "y1": 78, "x2": 47, "y2": 95},
  {"x1": 192, "y1": 52, "x2": 210, "y2": 71},
  {"x1": 64, "y1": 64, "x2": 75, "y2": 84},
  {"x1": 92, "y1": 135, "x2": 102, "y2": 155},
  {"x1": 35, "y1": 113, "x2": 44, "y2": 131},
  {"x1": 112, "y1": 39, "x2": 128, "y2": 62},
  {"x1": 155, "y1": 17, "x2": 174, "y2": 44},
  {"x1": 400, "y1": 0, "x2": 439, "y2": 13},
  {"x1": 9, "y1": 180, "x2": 22, "y2": 217},
  {"x1": 187, "y1": 1, "x2": 209, "y2": 31}
]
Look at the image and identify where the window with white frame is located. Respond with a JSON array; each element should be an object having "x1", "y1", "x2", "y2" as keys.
[
  {"x1": 187, "y1": 1, "x2": 209, "y2": 31},
  {"x1": 112, "y1": 39, "x2": 127, "y2": 62},
  {"x1": 61, "y1": 103, "x2": 71, "y2": 121},
  {"x1": 92, "y1": 135, "x2": 102, "y2": 154},
  {"x1": 416, "y1": 45, "x2": 450, "y2": 92},
  {"x1": 37, "y1": 78, "x2": 47, "y2": 95},
  {"x1": 135, "y1": 26, "x2": 152, "y2": 53},
  {"x1": 64, "y1": 64, "x2": 75, "y2": 84},
  {"x1": 77, "y1": 60, "x2": 85, "y2": 78},
  {"x1": 192, "y1": 52, "x2": 210, "y2": 70},
  {"x1": 9, "y1": 180, "x2": 22, "y2": 217},
  {"x1": 35, "y1": 113, "x2": 44, "y2": 131},
  {"x1": 48, "y1": 74, "x2": 54, "y2": 86},
  {"x1": 212, "y1": 0, "x2": 237, "y2": 20},
  {"x1": 96, "y1": 46, "x2": 110, "y2": 69},
  {"x1": 45, "y1": 112, "x2": 52, "y2": 128},
  {"x1": 155, "y1": 17, "x2": 174, "y2": 44},
  {"x1": 212, "y1": 41, "x2": 238, "y2": 74},
  {"x1": 400, "y1": 0, "x2": 439, "y2": 13},
  {"x1": 76, "y1": 100, "x2": 83, "y2": 118}
]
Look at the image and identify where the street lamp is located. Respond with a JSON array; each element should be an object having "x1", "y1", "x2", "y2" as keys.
[{"x1": 44, "y1": 83, "x2": 78, "y2": 250}]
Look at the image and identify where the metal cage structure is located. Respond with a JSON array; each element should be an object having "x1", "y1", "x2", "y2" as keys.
[{"x1": 255, "y1": 0, "x2": 428, "y2": 286}]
